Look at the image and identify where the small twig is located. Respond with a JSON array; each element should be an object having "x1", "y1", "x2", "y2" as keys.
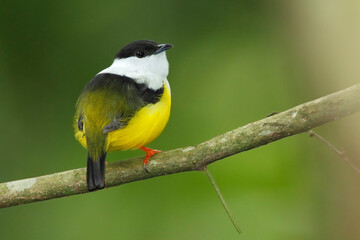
[
  {"x1": 309, "y1": 130, "x2": 360, "y2": 174},
  {"x1": 204, "y1": 167, "x2": 242, "y2": 234}
]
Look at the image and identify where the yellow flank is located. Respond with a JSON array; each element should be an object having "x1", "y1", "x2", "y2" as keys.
[
  {"x1": 74, "y1": 84, "x2": 171, "y2": 151},
  {"x1": 74, "y1": 123, "x2": 87, "y2": 149}
]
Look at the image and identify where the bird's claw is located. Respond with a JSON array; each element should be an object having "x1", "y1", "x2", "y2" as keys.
[{"x1": 144, "y1": 163, "x2": 150, "y2": 173}]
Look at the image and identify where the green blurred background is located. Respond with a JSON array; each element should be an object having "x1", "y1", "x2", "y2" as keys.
[{"x1": 1, "y1": 1, "x2": 359, "y2": 239}]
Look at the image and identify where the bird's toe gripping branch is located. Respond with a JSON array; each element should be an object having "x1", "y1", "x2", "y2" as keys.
[{"x1": 140, "y1": 146, "x2": 162, "y2": 173}]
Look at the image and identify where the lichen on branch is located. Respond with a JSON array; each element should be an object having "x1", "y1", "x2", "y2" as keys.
[{"x1": 1, "y1": 84, "x2": 359, "y2": 209}]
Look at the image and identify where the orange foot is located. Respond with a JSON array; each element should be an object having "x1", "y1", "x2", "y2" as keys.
[{"x1": 140, "y1": 146, "x2": 162, "y2": 173}]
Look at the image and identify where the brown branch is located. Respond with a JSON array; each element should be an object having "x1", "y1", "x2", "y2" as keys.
[{"x1": 0, "y1": 84, "x2": 360, "y2": 209}]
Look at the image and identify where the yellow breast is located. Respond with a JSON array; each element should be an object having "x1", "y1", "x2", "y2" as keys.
[{"x1": 106, "y1": 83, "x2": 171, "y2": 151}]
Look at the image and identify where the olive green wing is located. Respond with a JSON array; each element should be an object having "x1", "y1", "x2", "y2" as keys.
[{"x1": 75, "y1": 73, "x2": 164, "y2": 134}]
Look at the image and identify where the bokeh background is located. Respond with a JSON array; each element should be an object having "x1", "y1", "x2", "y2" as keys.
[{"x1": 1, "y1": 1, "x2": 359, "y2": 239}]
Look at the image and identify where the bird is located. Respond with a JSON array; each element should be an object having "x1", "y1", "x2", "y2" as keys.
[{"x1": 74, "y1": 40, "x2": 173, "y2": 191}]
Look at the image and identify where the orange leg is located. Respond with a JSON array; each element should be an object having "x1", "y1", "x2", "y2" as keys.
[{"x1": 140, "y1": 146, "x2": 162, "y2": 173}]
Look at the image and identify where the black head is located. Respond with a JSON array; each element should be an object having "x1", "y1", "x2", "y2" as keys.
[{"x1": 115, "y1": 40, "x2": 172, "y2": 59}]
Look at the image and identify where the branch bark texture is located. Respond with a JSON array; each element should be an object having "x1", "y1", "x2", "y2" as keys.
[{"x1": 1, "y1": 84, "x2": 360, "y2": 209}]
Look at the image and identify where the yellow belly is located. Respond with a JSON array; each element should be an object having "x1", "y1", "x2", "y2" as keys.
[{"x1": 75, "y1": 84, "x2": 171, "y2": 151}]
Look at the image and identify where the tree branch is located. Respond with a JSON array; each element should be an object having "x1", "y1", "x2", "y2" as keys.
[{"x1": 1, "y1": 84, "x2": 360, "y2": 209}]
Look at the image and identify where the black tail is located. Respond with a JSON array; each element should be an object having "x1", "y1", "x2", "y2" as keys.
[{"x1": 87, "y1": 153, "x2": 107, "y2": 191}]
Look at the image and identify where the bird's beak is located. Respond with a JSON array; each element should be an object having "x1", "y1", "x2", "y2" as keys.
[{"x1": 155, "y1": 44, "x2": 173, "y2": 54}]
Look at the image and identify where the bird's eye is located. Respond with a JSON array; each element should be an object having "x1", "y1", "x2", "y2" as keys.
[{"x1": 136, "y1": 50, "x2": 145, "y2": 58}]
